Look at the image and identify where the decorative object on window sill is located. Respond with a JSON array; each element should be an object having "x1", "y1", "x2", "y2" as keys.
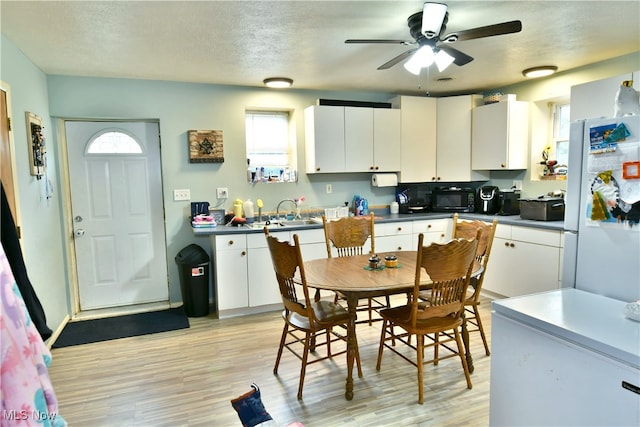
[
  {"x1": 539, "y1": 144, "x2": 567, "y2": 180},
  {"x1": 25, "y1": 112, "x2": 46, "y2": 179},
  {"x1": 188, "y1": 130, "x2": 224, "y2": 163},
  {"x1": 522, "y1": 65, "x2": 558, "y2": 78},
  {"x1": 263, "y1": 77, "x2": 293, "y2": 89}
]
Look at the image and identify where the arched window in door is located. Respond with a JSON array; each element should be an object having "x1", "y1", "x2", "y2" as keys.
[{"x1": 86, "y1": 129, "x2": 143, "y2": 154}]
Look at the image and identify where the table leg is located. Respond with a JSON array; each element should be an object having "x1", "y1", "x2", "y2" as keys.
[
  {"x1": 461, "y1": 310, "x2": 474, "y2": 374},
  {"x1": 344, "y1": 293, "x2": 359, "y2": 400}
]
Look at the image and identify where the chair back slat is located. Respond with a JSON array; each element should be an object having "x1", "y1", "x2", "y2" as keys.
[
  {"x1": 450, "y1": 213, "x2": 497, "y2": 300},
  {"x1": 323, "y1": 213, "x2": 375, "y2": 258},
  {"x1": 265, "y1": 229, "x2": 313, "y2": 322},
  {"x1": 411, "y1": 231, "x2": 480, "y2": 327}
]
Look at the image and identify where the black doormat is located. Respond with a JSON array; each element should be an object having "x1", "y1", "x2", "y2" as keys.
[{"x1": 52, "y1": 307, "x2": 190, "y2": 348}]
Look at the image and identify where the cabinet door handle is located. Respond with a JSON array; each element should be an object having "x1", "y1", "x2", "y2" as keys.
[
  {"x1": 504, "y1": 242, "x2": 509, "y2": 247},
  {"x1": 241, "y1": 251, "x2": 247, "y2": 256},
  {"x1": 375, "y1": 166, "x2": 379, "y2": 170},
  {"x1": 437, "y1": 177, "x2": 441, "y2": 181},
  {"x1": 432, "y1": 177, "x2": 437, "y2": 181},
  {"x1": 228, "y1": 240, "x2": 234, "y2": 246},
  {"x1": 397, "y1": 226, "x2": 402, "y2": 231},
  {"x1": 510, "y1": 242, "x2": 515, "y2": 248},
  {"x1": 427, "y1": 224, "x2": 432, "y2": 229},
  {"x1": 316, "y1": 167, "x2": 321, "y2": 172},
  {"x1": 501, "y1": 163, "x2": 506, "y2": 168},
  {"x1": 397, "y1": 246, "x2": 403, "y2": 251}
]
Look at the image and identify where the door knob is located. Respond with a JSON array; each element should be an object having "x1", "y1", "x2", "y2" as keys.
[{"x1": 74, "y1": 229, "x2": 85, "y2": 238}]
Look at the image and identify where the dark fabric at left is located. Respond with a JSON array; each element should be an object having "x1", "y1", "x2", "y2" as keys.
[{"x1": 1, "y1": 181, "x2": 52, "y2": 340}]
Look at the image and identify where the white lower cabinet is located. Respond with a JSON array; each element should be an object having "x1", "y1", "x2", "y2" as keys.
[
  {"x1": 246, "y1": 231, "x2": 289, "y2": 307},
  {"x1": 376, "y1": 222, "x2": 413, "y2": 252},
  {"x1": 214, "y1": 235, "x2": 249, "y2": 311},
  {"x1": 214, "y1": 228, "x2": 331, "y2": 313},
  {"x1": 482, "y1": 224, "x2": 562, "y2": 297}
]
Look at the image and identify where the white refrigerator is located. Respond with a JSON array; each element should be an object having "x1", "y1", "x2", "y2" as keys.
[{"x1": 563, "y1": 115, "x2": 640, "y2": 302}]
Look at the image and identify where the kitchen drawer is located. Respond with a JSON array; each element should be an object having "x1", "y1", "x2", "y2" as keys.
[
  {"x1": 295, "y1": 228, "x2": 326, "y2": 244},
  {"x1": 247, "y1": 230, "x2": 289, "y2": 249},
  {"x1": 511, "y1": 226, "x2": 561, "y2": 247},
  {"x1": 412, "y1": 219, "x2": 450, "y2": 235},
  {"x1": 376, "y1": 222, "x2": 412, "y2": 237},
  {"x1": 215, "y1": 234, "x2": 247, "y2": 251}
]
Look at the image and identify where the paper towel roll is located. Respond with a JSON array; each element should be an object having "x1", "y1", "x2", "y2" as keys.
[{"x1": 371, "y1": 173, "x2": 398, "y2": 187}]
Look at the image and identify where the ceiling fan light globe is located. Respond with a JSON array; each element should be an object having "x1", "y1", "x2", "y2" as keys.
[
  {"x1": 435, "y1": 49, "x2": 455, "y2": 72},
  {"x1": 421, "y1": 2, "x2": 448, "y2": 38},
  {"x1": 403, "y1": 57, "x2": 423, "y2": 75}
]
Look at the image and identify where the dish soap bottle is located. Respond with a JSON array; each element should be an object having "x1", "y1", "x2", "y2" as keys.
[
  {"x1": 243, "y1": 199, "x2": 254, "y2": 224},
  {"x1": 233, "y1": 199, "x2": 243, "y2": 218}
]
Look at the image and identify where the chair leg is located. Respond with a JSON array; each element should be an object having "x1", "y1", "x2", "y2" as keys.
[
  {"x1": 376, "y1": 319, "x2": 388, "y2": 371},
  {"x1": 473, "y1": 304, "x2": 491, "y2": 356},
  {"x1": 433, "y1": 332, "x2": 440, "y2": 365},
  {"x1": 274, "y1": 323, "x2": 288, "y2": 374},
  {"x1": 368, "y1": 298, "x2": 373, "y2": 326},
  {"x1": 417, "y1": 333, "x2": 425, "y2": 405},
  {"x1": 298, "y1": 332, "x2": 312, "y2": 400},
  {"x1": 326, "y1": 328, "x2": 331, "y2": 356},
  {"x1": 453, "y1": 328, "x2": 472, "y2": 390}
]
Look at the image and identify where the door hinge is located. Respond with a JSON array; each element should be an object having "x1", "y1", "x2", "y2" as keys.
[
  {"x1": 16, "y1": 225, "x2": 21, "y2": 239},
  {"x1": 7, "y1": 117, "x2": 11, "y2": 131}
]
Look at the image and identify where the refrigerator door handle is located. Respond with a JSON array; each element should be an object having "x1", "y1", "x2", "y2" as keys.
[{"x1": 561, "y1": 231, "x2": 578, "y2": 288}]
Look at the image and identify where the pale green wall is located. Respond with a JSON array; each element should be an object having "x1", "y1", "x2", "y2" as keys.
[{"x1": 0, "y1": 34, "x2": 70, "y2": 332}]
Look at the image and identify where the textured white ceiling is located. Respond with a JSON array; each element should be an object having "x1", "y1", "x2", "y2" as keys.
[{"x1": 1, "y1": 1, "x2": 639, "y2": 96}]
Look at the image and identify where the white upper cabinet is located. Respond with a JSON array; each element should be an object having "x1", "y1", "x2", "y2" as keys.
[
  {"x1": 472, "y1": 100, "x2": 529, "y2": 170},
  {"x1": 305, "y1": 105, "x2": 400, "y2": 174},
  {"x1": 345, "y1": 107, "x2": 374, "y2": 172},
  {"x1": 305, "y1": 105, "x2": 346, "y2": 173},
  {"x1": 372, "y1": 108, "x2": 401, "y2": 172},
  {"x1": 393, "y1": 96, "x2": 437, "y2": 183},
  {"x1": 437, "y1": 95, "x2": 489, "y2": 182}
]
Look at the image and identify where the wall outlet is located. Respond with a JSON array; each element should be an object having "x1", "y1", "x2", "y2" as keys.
[
  {"x1": 326, "y1": 184, "x2": 332, "y2": 194},
  {"x1": 216, "y1": 187, "x2": 229, "y2": 199},
  {"x1": 512, "y1": 180, "x2": 523, "y2": 191},
  {"x1": 173, "y1": 189, "x2": 191, "y2": 201}
]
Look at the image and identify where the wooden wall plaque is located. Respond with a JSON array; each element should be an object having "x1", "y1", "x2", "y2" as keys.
[{"x1": 188, "y1": 130, "x2": 224, "y2": 163}]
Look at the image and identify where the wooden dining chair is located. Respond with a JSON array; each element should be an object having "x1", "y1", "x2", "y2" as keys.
[
  {"x1": 447, "y1": 213, "x2": 497, "y2": 356},
  {"x1": 322, "y1": 213, "x2": 389, "y2": 325},
  {"x1": 376, "y1": 231, "x2": 480, "y2": 404},
  {"x1": 264, "y1": 228, "x2": 362, "y2": 400}
]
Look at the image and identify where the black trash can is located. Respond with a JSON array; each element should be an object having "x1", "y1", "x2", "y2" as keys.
[{"x1": 175, "y1": 244, "x2": 210, "y2": 317}]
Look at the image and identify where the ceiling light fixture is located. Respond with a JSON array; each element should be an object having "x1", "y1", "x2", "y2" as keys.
[
  {"x1": 404, "y1": 46, "x2": 435, "y2": 75},
  {"x1": 434, "y1": 49, "x2": 455, "y2": 72},
  {"x1": 522, "y1": 66, "x2": 558, "y2": 78},
  {"x1": 421, "y1": 2, "x2": 448, "y2": 39},
  {"x1": 403, "y1": 46, "x2": 455, "y2": 75},
  {"x1": 263, "y1": 77, "x2": 293, "y2": 88}
]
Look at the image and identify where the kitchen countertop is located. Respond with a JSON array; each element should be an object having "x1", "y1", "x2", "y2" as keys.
[
  {"x1": 492, "y1": 288, "x2": 640, "y2": 369},
  {"x1": 192, "y1": 211, "x2": 565, "y2": 236}
]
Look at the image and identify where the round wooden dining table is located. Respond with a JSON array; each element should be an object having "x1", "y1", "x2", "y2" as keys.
[{"x1": 301, "y1": 250, "x2": 479, "y2": 401}]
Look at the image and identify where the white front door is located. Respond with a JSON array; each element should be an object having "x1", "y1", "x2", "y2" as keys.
[{"x1": 65, "y1": 121, "x2": 168, "y2": 310}]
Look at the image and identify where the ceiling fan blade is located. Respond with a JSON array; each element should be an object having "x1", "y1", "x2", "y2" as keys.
[
  {"x1": 438, "y1": 46, "x2": 474, "y2": 66},
  {"x1": 377, "y1": 48, "x2": 418, "y2": 70},
  {"x1": 442, "y1": 20, "x2": 522, "y2": 43},
  {"x1": 345, "y1": 39, "x2": 412, "y2": 45}
]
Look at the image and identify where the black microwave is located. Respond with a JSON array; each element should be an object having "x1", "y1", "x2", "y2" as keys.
[{"x1": 431, "y1": 187, "x2": 475, "y2": 212}]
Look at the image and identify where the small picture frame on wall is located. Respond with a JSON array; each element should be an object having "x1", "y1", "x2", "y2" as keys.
[
  {"x1": 188, "y1": 129, "x2": 224, "y2": 163},
  {"x1": 25, "y1": 112, "x2": 46, "y2": 179}
]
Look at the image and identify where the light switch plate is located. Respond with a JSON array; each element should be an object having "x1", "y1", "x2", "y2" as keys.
[{"x1": 173, "y1": 189, "x2": 191, "y2": 201}]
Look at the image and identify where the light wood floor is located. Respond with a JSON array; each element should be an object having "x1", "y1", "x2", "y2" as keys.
[{"x1": 48, "y1": 296, "x2": 494, "y2": 426}]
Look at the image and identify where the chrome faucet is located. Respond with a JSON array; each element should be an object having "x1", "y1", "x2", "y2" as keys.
[{"x1": 276, "y1": 199, "x2": 297, "y2": 221}]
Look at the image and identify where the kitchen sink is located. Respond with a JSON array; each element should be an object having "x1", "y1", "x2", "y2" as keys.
[
  {"x1": 279, "y1": 219, "x2": 320, "y2": 227},
  {"x1": 245, "y1": 219, "x2": 320, "y2": 229}
]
